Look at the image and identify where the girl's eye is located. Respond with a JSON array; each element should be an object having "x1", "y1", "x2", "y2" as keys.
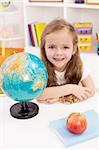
[
  {"x1": 48, "y1": 45, "x2": 55, "y2": 49},
  {"x1": 64, "y1": 46, "x2": 69, "y2": 49}
]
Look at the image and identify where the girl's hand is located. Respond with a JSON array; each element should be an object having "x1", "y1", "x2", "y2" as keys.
[
  {"x1": 37, "y1": 98, "x2": 59, "y2": 103},
  {"x1": 46, "y1": 98, "x2": 59, "y2": 103},
  {"x1": 71, "y1": 84, "x2": 91, "y2": 100},
  {"x1": 37, "y1": 98, "x2": 46, "y2": 103}
]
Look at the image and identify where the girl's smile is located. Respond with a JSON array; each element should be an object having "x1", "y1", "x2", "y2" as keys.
[{"x1": 53, "y1": 57, "x2": 65, "y2": 61}]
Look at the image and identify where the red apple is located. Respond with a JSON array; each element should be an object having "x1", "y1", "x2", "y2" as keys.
[{"x1": 66, "y1": 112, "x2": 87, "y2": 134}]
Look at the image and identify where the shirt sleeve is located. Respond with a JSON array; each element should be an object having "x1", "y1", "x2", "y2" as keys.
[{"x1": 81, "y1": 62, "x2": 90, "y2": 81}]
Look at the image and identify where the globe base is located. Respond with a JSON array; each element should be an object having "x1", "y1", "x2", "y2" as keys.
[{"x1": 10, "y1": 102, "x2": 39, "y2": 119}]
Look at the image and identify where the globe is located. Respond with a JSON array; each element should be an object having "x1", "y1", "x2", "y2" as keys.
[{"x1": 0, "y1": 52, "x2": 48, "y2": 119}]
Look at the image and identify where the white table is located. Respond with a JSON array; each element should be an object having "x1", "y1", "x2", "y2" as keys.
[{"x1": 0, "y1": 93, "x2": 99, "y2": 150}]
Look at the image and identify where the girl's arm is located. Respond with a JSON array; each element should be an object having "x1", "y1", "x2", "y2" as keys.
[
  {"x1": 38, "y1": 84, "x2": 72, "y2": 100},
  {"x1": 81, "y1": 75, "x2": 95, "y2": 97},
  {"x1": 37, "y1": 81, "x2": 93, "y2": 102}
]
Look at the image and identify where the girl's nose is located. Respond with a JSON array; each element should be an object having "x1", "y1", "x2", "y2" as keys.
[{"x1": 55, "y1": 48, "x2": 62, "y2": 55}]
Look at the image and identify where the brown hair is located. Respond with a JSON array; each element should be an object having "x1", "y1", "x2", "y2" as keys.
[{"x1": 40, "y1": 19, "x2": 83, "y2": 87}]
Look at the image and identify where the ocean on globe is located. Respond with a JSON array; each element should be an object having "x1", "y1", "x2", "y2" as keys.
[{"x1": 0, "y1": 52, "x2": 48, "y2": 102}]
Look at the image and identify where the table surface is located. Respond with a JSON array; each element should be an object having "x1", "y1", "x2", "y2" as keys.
[{"x1": 0, "y1": 92, "x2": 99, "y2": 150}]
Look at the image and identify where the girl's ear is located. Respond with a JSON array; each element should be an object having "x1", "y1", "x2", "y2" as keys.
[
  {"x1": 73, "y1": 45, "x2": 76, "y2": 55},
  {"x1": 73, "y1": 45, "x2": 79, "y2": 55}
]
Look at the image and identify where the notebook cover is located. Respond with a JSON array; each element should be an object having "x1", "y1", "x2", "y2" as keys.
[
  {"x1": 50, "y1": 109, "x2": 99, "y2": 147},
  {"x1": 34, "y1": 23, "x2": 46, "y2": 46}
]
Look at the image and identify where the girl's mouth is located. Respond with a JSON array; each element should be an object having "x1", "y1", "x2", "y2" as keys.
[{"x1": 54, "y1": 58, "x2": 65, "y2": 61}]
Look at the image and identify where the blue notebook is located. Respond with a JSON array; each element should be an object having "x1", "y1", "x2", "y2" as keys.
[{"x1": 50, "y1": 109, "x2": 99, "y2": 147}]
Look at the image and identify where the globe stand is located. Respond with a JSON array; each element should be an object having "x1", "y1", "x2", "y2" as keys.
[{"x1": 10, "y1": 102, "x2": 39, "y2": 119}]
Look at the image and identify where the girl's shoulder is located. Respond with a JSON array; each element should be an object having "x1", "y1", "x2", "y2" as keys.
[{"x1": 81, "y1": 62, "x2": 90, "y2": 80}]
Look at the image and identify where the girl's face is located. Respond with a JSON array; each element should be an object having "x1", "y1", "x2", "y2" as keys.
[{"x1": 45, "y1": 28, "x2": 75, "y2": 72}]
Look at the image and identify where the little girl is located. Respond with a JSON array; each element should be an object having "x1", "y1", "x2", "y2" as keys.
[{"x1": 37, "y1": 19, "x2": 95, "y2": 104}]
